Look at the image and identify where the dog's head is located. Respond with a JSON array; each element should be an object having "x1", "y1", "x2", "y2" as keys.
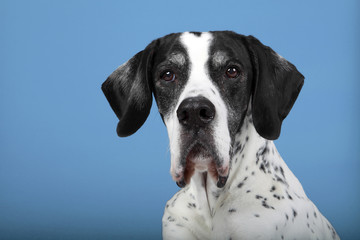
[{"x1": 102, "y1": 31, "x2": 304, "y2": 188}]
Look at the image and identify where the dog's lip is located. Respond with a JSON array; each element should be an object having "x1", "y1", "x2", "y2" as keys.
[{"x1": 176, "y1": 142, "x2": 229, "y2": 188}]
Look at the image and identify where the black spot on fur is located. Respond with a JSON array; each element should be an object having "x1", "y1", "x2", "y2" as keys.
[
  {"x1": 255, "y1": 144, "x2": 269, "y2": 165},
  {"x1": 273, "y1": 194, "x2": 281, "y2": 200},
  {"x1": 262, "y1": 200, "x2": 275, "y2": 210},
  {"x1": 168, "y1": 216, "x2": 175, "y2": 222},
  {"x1": 234, "y1": 143, "x2": 244, "y2": 155},
  {"x1": 292, "y1": 208, "x2": 297, "y2": 218},
  {"x1": 258, "y1": 145, "x2": 269, "y2": 157},
  {"x1": 187, "y1": 203, "x2": 196, "y2": 209},
  {"x1": 254, "y1": 214, "x2": 260, "y2": 217},
  {"x1": 259, "y1": 163, "x2": 266, "y2": 173},
  {"x1": 270, "y1": 186, "x2": 276, "y2": 192},
  {"x1": 286, "y1": 191, "x2": 293, "y2": 200},
  {"x1": 212, "y1": 191, "x2": 220, "y2": 199},
  {"x1": 238, "y1": 176, "x2": 248, "y2": 188},
  {"x1": 190, "y1": 31, "x2": 202, "y2": 37},
  {"x1": 275, "y1": 175, "x2": 287, "y2": 185},
  {"x1": 280, "y1": 166, "x2": 285, "y2": 178},
  {"x1": 229, "y1": 208, "x2": 236, "y2": 213}
]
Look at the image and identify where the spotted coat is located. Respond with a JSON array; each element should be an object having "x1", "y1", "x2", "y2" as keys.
[
  {"x1": 102, "y1": 31, "x2": 339, "y2": 240},
  {"x1": 162, "y1": 114, "x2": 339, "y2": 240}
]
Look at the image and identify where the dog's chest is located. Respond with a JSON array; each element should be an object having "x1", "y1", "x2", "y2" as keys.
[
  {"x1": 163, "y1": 129, "x2": 337, "y2": 239},
  {"x1": 163, "y1": 162, "x2": 294, "y2": 239},
  {"x1": 162, "y1": 133, "x2": 284, "y2": 236}
]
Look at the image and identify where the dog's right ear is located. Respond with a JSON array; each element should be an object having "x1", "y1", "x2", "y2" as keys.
[{"x1": 102, "y1": 41, "x2": 158, "y2": 137}]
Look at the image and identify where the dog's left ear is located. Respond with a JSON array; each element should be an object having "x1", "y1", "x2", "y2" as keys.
[
  {"x1": 102, "y1": 40, "x2": 157, "y2": 137},
  {"x1": 245, "y1": 36, "x2": 304, "y2": 140}
]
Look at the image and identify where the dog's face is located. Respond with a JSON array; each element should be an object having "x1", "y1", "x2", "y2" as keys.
[{"x1": 102, "y1": 31, "x2": 304, "y2": 188}]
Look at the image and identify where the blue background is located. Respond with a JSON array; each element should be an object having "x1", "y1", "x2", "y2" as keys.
[{"x1": 1, "y1": 0, "x2": 359, "y2": 239}]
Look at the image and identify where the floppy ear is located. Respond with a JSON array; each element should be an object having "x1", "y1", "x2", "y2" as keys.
[
  {"x1": 101, "y1": 41, "x2": 157, "y2": 137},
  {"x1": 245, "y1": 36, "x2": 304, "y2": 140}
]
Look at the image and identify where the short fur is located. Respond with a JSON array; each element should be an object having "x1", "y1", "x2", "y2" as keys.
[{"x1": 102, "y1": 31, "x2": 339, "y2": 240}]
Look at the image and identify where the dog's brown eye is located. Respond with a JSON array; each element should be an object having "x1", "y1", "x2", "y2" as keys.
[
  {"x1": 161, "y1": 71, "x2": 176, "y2": 82},
  {"x1": 226, "y1": 67, "x2": 239, "y2": 78}
]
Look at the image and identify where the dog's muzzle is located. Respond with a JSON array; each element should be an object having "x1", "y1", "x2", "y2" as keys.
[{"x1": 175, "y1": 96, "x2": 229, "y2": 188}]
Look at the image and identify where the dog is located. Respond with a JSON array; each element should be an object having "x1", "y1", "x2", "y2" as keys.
[{"x1": 102, "y1": 31, "x2": 339, "y2": 240}]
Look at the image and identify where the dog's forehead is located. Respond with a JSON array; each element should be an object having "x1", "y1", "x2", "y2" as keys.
[
  {"x1": 154, "y1": 31, "x2": 248, "y2": 68},
  {"x1": 177, "y1": 32, "x2": 233, "y2": 64},
  {"x1": 179, "y1": 32, "x2": 213, "y2": 67},
  {"x1": 158, "y1": 32, "x2": 247, "y2": 66}
]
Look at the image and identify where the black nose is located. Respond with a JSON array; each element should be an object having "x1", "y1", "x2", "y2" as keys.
[{"x1": 177, "y1": 97, "x2": 215, "y2": 127}]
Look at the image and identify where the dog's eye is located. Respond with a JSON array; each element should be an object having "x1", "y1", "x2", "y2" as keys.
[
  {"x1": 161, "y1": 71, "x2": 176, "y2": 82},
  {"x1": 225, "y1": 67, "x2": 239, "y2": 78}
]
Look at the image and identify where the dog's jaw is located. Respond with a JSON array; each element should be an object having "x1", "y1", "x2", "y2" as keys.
[{"x1": 164, "y1": 32, "x2": 231, "y2": 188}]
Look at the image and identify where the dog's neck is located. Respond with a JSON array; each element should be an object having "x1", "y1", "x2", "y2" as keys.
[{"x1": 185, "y1": 113, "x2": 290, "y2": 220}]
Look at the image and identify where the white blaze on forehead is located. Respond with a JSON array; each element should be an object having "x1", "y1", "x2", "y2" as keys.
[
  {"x1": 180, "y1": 32, "x2": 212, "y2": 77},
  {"x1": 164, "y1": 32, "x2": 231, "y2": 181},
  {"x1": 178, "y1": 32, "x2": 214, "y2": 100}
]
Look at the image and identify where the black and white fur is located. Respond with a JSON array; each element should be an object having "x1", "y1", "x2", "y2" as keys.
[{"x1": 102, "y1": 31, "x2": 339, "y2": 240}]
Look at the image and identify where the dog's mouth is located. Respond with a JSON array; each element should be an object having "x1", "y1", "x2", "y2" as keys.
[{"x1": 175, "y1": 142, "x2": 229, "y2": 188}]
